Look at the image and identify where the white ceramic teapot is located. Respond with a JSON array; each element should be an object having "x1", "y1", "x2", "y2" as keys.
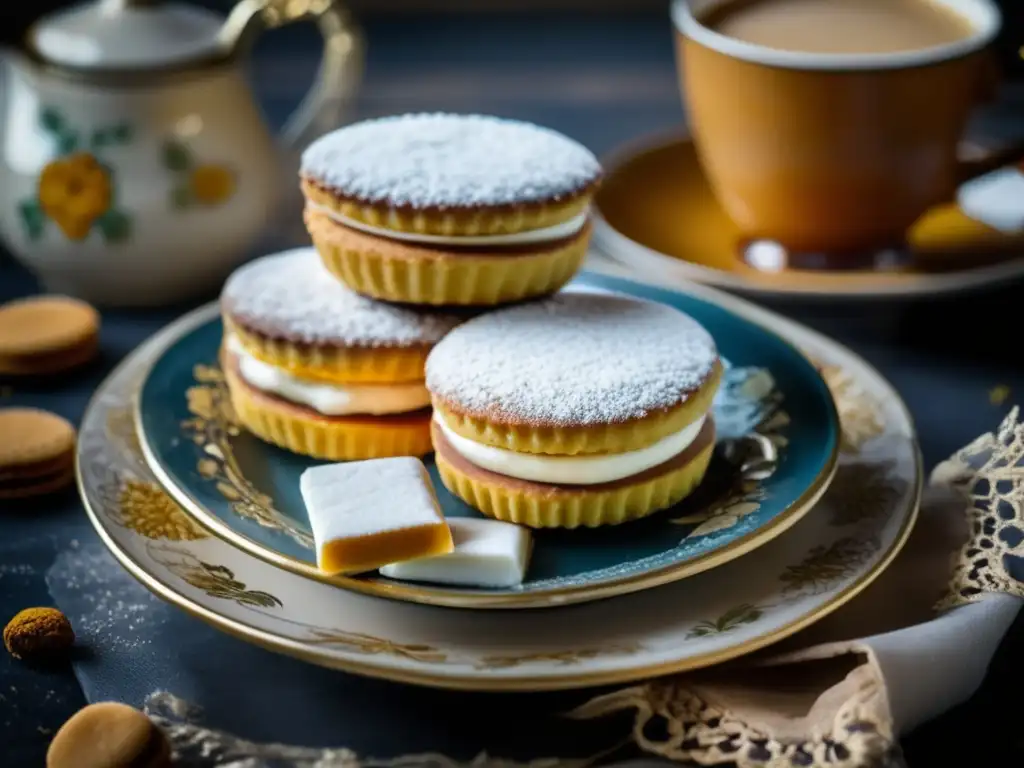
[{"x1": 0, "y1": 0, "x2": 363, "y2": 307}]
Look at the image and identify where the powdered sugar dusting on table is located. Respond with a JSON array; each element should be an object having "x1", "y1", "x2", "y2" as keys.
[
  {"x1": 426, "y1": 293, "x2": 719, "y2": 425},
  {"x1": 222, "y1": 249, "x2": 463, "y2": 347},
  {"x1": 301, "y1": 113, "x2": 602, "y2": 209}
]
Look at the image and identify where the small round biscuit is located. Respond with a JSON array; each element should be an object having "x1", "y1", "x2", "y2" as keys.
[
  {"x1": 47, "y1": 702, "x2": 171, "y2": 768},
  {"x1": 0, "y1": 296, "x2": 99, "y2": 376},
  {"x1": 0, "y1": 408, "x2": 77, "y2": 499}
]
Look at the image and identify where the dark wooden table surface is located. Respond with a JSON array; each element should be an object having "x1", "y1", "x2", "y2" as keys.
[{"x1": 1, "y1": 10, "x2": 1023, "y2": 767}]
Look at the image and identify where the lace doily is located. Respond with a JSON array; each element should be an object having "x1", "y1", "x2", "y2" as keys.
[
  {"x1": 932, "y1": 407, "x2": 1024, "y2": 611},
  {"x1": 568, "y1": 678, "x2": 901, "y2": 768}
]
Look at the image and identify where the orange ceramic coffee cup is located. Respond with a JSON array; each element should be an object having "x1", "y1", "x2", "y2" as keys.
[{"x1": 672, "y1": 0, "x2": 1007, "y2": 264}]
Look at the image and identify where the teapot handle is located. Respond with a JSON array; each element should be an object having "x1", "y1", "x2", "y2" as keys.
[{"x1": 218, "y1": 0, "x2": 365, "y2": 150}]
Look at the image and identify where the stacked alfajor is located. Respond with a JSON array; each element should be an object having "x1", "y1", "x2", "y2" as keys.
[
  {"x1": 221, "y1": 248, "x2": 463, "y2": 460},
  {"x1": 426, "y1": 293, "x2": 723, "y2": 528},
  {"x1": 300, "y1": 113, "x2": 602, "y2": 306}
]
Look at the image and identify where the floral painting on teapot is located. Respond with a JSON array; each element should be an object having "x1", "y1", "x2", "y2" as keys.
[
  {"x1": 19, "y1": 107, "x2": 134, "y2": 243},
  {"x1": 162, "y1": 139, "x2": 237, "y2": 211},
  {"x1": 18, "y1": 106, "x2": 237, "y2": 245}
]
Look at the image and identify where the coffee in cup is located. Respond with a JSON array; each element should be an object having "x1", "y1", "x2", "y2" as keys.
[
  {"x1": 672, "y1": 0, "x2": 1008, "y2": 270},
  {"x1": 703, "y1": 0, "x2": 974, "y2": 55}
]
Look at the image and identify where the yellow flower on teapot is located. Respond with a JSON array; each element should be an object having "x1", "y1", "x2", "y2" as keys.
[{"x1": 38, "y1": 153, "x2": 112, "y2": 241}]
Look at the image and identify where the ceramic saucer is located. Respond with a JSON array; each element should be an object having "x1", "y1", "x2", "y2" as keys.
[
  {"x1": 132, "y1": 273, "x2": 839, "y2": 609},
  {"x1": 79, "y1": 267, "x2": 919, "y2": 691},
  {"x1": 592, "y1": 131, "x2": 1024, "y2": 299}
]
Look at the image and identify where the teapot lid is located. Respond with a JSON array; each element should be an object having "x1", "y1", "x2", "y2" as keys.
[{"x1": 28, "y1": 0, "x2": 225, "y2": 71}]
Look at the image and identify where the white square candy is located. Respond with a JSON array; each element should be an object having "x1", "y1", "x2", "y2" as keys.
[
  {"x1": 380, "y1": 517, "x2": 532, "y2": 588},
  {"x1": 299, "y1": 458, "x2": 452, "y2": 575}
]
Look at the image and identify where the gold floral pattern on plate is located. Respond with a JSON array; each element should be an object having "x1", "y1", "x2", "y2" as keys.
[
  {"x1": 303, "y1": 630, "x2": 448, "y2": 663},
  {"x1": 182, "y1": 365, "x2": 313, "y2": 548},
  {"x1": 671, "y1": 457, "x2": 768, "y2": 537},
  {"x1": 827, "y1": 461, "x2": 906, "y2": 528},
  {"x1": 89, "y1": 434, "x2": 208, "y2": 543},
  {"x1": 685, "y1": 527, "x2": 884, "y2": 641},
  {"x1": 669, "y1": 351, "x2": 898, "y2": 646},
  {"x1": 815, "y1": 362, "x2": 886, "y2": 453},
  {"x1": 670, "y1": 375, "x2": 787, "y2": 537},
  {"x1": 106, "y1": 404, "x2": 142, "y2": 455},
  {"x1": 475, "y1": 644, "x2": 643, "y2": 671},
  {"x1": 296, "y1": 628, "x2": 637, "y2": 670},
  {"x1": 118, "y1": 480, "x2": 209, "y2": 542},
  {"x1": 149, "y1": 543, "x2": 282, "y2": 609},
  {"x1": 686, "y1": 604, "x2": 763, "y2": 639},
  {"x1": 779, "y1": 536, "x2": 881, "y2": 596}
]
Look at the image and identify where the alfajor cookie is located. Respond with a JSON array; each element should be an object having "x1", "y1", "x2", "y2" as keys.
[
  {"x1": 221, "y1": 248, "x2": 464, "y2": 460},
  {"x1": 300, "y1": 113, "x2": 602, "y2": 306},
  {"x1": 0, "y1": 296, "x2": 99, "y2": 376},
  {"x1": 426, "y1": 293, "x2": 722, "y2": 528},
  {"x1": 0, "y1": 408, "x2": 77, "y2": 499}
]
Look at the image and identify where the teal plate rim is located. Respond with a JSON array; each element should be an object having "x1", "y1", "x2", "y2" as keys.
[{"x1": 134, "y1": 270, "x2": 841, "y2": 609}]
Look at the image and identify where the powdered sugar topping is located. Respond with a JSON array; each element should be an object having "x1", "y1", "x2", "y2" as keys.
[
  {"x1": 426, "y1": 293, "x2": 719, "y2": 426},
  {"x1": 301, "y1": 113, "x2": 602, "y2": 209},
  {"x1": 222, "y1": 248, "x2": 464, "y2": 347}
]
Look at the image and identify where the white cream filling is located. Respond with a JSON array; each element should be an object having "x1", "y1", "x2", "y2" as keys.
[
  {"x1": 227, "y1": 336, "x2": 430, "y2": 416},
  {"x1": 434, "y1": 411, "x2": 708, "y2": 485},
  {"x1": 306, "y1": 200, "x2": 589, "y2": 246}
]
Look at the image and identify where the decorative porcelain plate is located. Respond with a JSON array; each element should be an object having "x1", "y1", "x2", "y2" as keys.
[
  {"x1": 592, "y1": 132, "x2": 1024, "y2": 300},
  {"x1": 79, "y1": 266, "x2": 920, "y2": 691},
  {"x1": 133, "y1": 274, "x2": 840, "y2": 609}
]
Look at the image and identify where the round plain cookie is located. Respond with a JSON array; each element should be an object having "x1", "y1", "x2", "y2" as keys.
[
  {"x1": 426, "y1": 292, "x2": 723, "y2": 455},
  {"x1": 300, "y1": 112, "x2": 602, "y2": 237},
  {"x1": 221, "y1": 248, "x2": 465, "y2": 384},
  {"x1": 0, "y1": 408, "x2": 77, "y2": 499},
  {"x1": 0, "y1": 296, "x2": 99, "y2": 376},
  {"x1": 47, "y1": 702, "x2": 171, "y2": 768}
]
